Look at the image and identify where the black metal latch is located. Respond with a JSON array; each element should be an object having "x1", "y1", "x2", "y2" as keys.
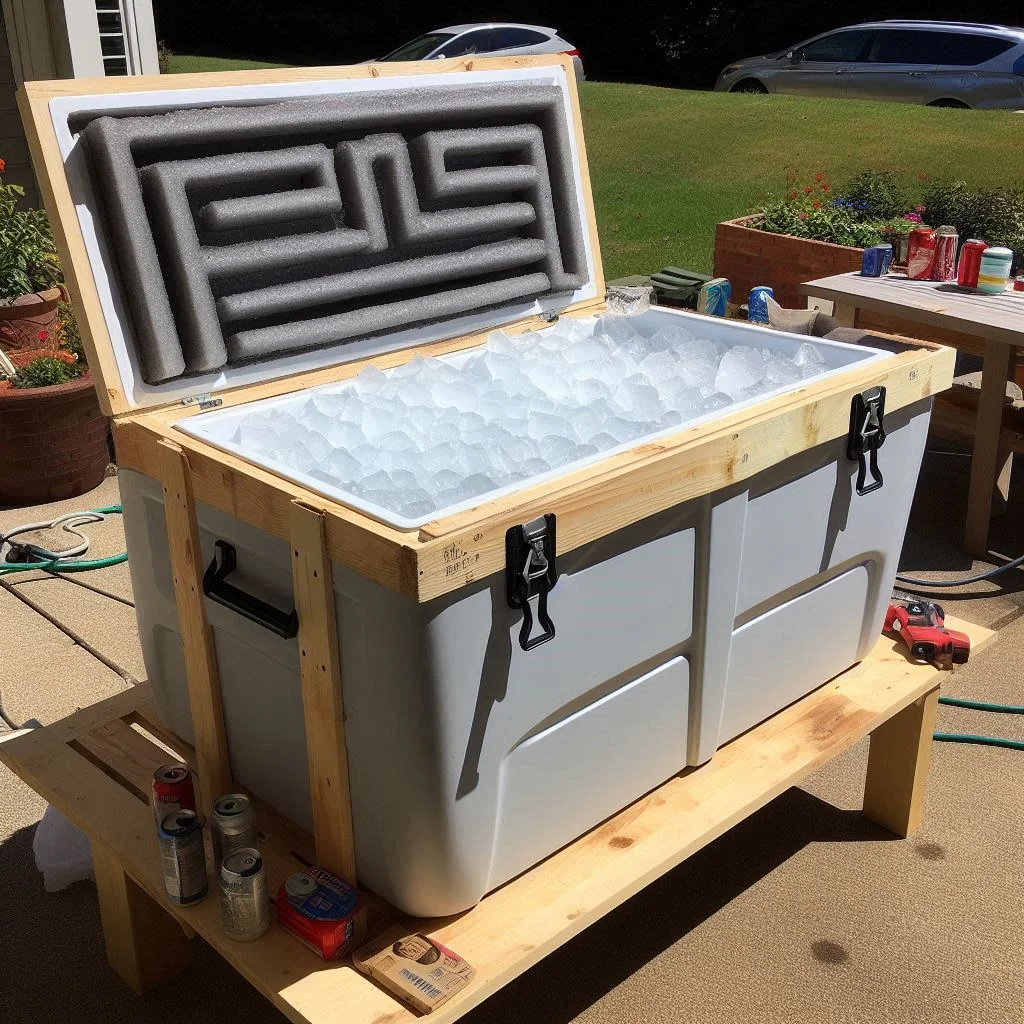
[
  {"x1": 506, "y1": 514, "x2": 557, "y2": 651},
  {"x1": 847, "y1": 386, "x2": 887, "y2": 496}
]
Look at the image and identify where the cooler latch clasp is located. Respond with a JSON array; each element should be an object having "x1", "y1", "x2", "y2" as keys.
[
  {"x1": 506, "y1": 514, "x2": 557, "y2": 651},
  {"x1": 848, "y1": 386, "x2": 887, "y2": 496}
]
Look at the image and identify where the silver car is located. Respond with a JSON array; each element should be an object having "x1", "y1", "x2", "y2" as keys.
[
  {"x1": 377, "y1": 23, "x2": 585, "y2": 80},
  {"x1": 714, "y1": 20, "x2": 1024, "y2": 108}
]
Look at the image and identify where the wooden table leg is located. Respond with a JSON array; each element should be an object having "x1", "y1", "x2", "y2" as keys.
[
  {"x1": 862, "y1": 688, "x2": 939, "y2": 837},
  {"x1": 92, "y1": 840, "x2": 195, "y2": 994},
  {"x1": 831, "y1": 301, "x2": 857, "y2": 328},
  {"x1": 965, "y1": 339, "x2": 1013, "y2": 556}
]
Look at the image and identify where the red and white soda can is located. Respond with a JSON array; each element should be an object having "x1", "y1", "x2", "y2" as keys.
[
  {"x1": 906, "y1": 227, "x2": 937, "y2": 280},
  {"x1": 957, "y1": 239, "x2": 987, "y2": 288},
  {"x1": 152, "y1": 763, "x2": 196, "y2": 826},
  {"x1": 931, "y1": 225, "x2": 959, "y2": 282}
]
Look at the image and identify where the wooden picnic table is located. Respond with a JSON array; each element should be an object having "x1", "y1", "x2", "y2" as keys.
[{"x1": 802, "y1": 272, "x2": 1024, "y2": 557}]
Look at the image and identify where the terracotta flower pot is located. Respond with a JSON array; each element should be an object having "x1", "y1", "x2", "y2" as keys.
[
  {"x1": 0, "y1": 372, "x2": 112, "y2": 506},
  {"x1": 0, "y1": 285, "x2": 64, "y2": 354}
]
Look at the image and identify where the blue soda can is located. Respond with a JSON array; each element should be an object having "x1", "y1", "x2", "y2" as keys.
[
  {"x1": 698, "y1": 277, "x2": 732, "y2": 317},
  {"x1": 862, "y1": 244, "x2": 892, "y2": 277},
  {"x1": 748, "y1": 285, "x2": 774, "y2": 323}
]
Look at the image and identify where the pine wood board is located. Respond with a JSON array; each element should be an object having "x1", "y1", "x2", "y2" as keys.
[
  {"x1": 115, "y1": 339, "x2": 955, "y2": 602},
  {"x1": 16, "y1": 54, "x2": 601, "y2": 419},
  {"x1": 0, "y1": 616, "x2": 994, "y2": 1024}
]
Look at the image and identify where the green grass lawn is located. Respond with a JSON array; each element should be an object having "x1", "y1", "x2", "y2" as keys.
[
  {"x1": 163, "y1": 56, "x2": 1024, "y2": 279},
  {"x1": 165, "y1": 54, "x2": 292, "y2": 73}
]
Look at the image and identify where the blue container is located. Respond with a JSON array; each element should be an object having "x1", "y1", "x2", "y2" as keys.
[
  {"x1": 698, "y1": 278, "x2": 732, "y2": 317},
  {"x1": 862, "y1": 244, "x2": 892, "y2": 277},
  {"x1": 748, "y1": 285, "x2": 774, "y2": 324}
]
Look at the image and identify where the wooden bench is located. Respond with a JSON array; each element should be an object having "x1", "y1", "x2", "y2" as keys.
[{"x1": 0, "y1": 616, "x2": 993, "y2": 1024}]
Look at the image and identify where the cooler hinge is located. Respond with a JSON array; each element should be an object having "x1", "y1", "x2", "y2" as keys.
[
  {"x1": 505, "y1": 514, "x2": 557, "y2": 651},
  {"x1": 847, "y1": 386, "x2": 886, "y2": 496},
  {"x1": 180, "y1": 392, "x2": 223, "y2": 411}
]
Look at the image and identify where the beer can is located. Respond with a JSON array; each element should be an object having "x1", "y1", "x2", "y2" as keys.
[
  {"x1": 861, "y1": 244, "x2": 892, "y2": 278},
  {"x1": 747, "y1": 285, "x2": 774, "y2": 324},
  {"x1": 957, "y1": 239, "x2": 988, "y2": 288},
  {"x1": 159, "y1": 810, "x2": 207, "y2": 906},
  {"x1": 220, "y1": 847, "x2": 269, "y2": 942},
  {"x1": 210, "y1": 793, "x2": 257, "y2": 869},
  {"x1": 697, "y1": 277, "x2": 731, "y2": 317},
  {"x1": 907, "y1": 227, "x2": 937, "y2": 280},
  {"x1": 931, "y1": 225, "x2": 959, "y2": 282},
  {"x1": 278, "y1": 866, "x2": 360, "y2": 960},
  {"x1": 152, "y1": 763, "x2": 196, "y2": 827}
]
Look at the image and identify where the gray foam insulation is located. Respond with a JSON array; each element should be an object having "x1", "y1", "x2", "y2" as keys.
[{"x1": 77, "y1": 83, "x2": 589, "y2": 385}]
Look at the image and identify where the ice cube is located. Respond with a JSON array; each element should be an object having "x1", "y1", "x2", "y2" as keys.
[
  {"x1": 658, "y1": 379, "x2": 704, "y2": 412},
  {"x1": 588, "y1": 432, "x2": 619, "y2": 451},
  {"x1": 323, "y1": 449, "x2": 360, "y2": 482},
  {"x1": 764, "y1": 353, "x2": 803, "y2": 386},
  {"x1": 557, "y1": 318, "x2": 598, "y2": 344},
  {"x1": 603, "y1": 417, "x2": 646, "y2": 443},
  {"x1": 568, "y1": 406, "x2": 606, "y2": 443},
  {"x1": 527, "y1": 411, "x2": 570, "y2": 440},
  {"x1": 596, "y1": 315, "x2": 639, "y2": 343},
  {"x1": 238, "y1": 415, "x2": 281, "y2": 453},
  {"x1": 376, "y1": 450, "x2": 420, "y2": 476},
  {"x1": 677, "y1": 358, "x2": 718, "y2": 390},
  {"x1": 572, "y1": 377, "x2": 612, "y2": 404},
  {"x1": 420, "y1": 443, "x2": 456, "y2": 475},
  {"x1": 362, "y1": 469, "x2": 394, "y2": 492},
  {"x1": 298, "y1": 404, "x2": 333, "y2": 437},
  {"x1": 427, "y1": 469, "x2": 461, "y2": 495},
  {"x1": 431, "y1": 380, "x2": 479, "y2": 412},
  {"x1": 338, "y1": 395, "x2": 366, "y2": 425},
  {"x1": 538, "y1": 434, "x2": 579, "y2": 467},
  {"x1": 360, "y1": 404, "x2": 395, "y2": 439},
  {"x1": 614, "y1": 335, "x2": 655, "y2": 366},
  {"x1": 640, "y1": 350, "x2": 679, "y2": 384},
  {"x1": 648, "y1": 326, "x2": 695, "y2": 352},
  {"x1": 352, "y1": 365, "x2": 389, "y2": 397},
  {"x1": 702, "y1": 392, "x2": 733, "y2": 413},
  {"x1": 564, "y1": 339, "x2": 609, "y2": 364},
  {"x1": 457, "y1": 412, "x2": 486, "y2": 434},
  {"x1": 486, "y1": 331, "x2": 523, "y2": 356},
  {"x1": 393, "y1": 490, "x2": 436, "y2": 520},
  {"x1": 679, "y1": 339, "x2": 720, "y2": 363},
  {"x1": 326, "y1": 420, "x2": 367, "y2": 450},
  {"x1": 311, "y1": 391, "x2": 346, "y2": 417},
  {"x1": 794, "y1": 342, "x2": 826, "y2": 369},
  {"x1": 659, "y1": 410, "x2": 684, "y2": 431},
  {"x1": 715, "y1": 346, "x2": 766, "y2": 398},
  {"x1": 524, "y1": 364, "x2": 573, "y2": 403},
  {"x1": 395, "y1": 377, "x2": 433, "y2": 406},
  {"x1": 453, "y1": 473, "x2": 498, "y2": 503},
  {"x1": 449, "y1": 443, "x2": 491, "y2": 477},
  {"x1": 519, "y1": 457, "x2": 552, "y2": 478}
]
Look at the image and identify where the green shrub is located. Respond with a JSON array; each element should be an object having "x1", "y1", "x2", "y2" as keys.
[
  {"x1": 922, "y1": 181, "x2": 1024, "y2": 260},
  {"x1": 0, "y1": 166, "x2": 60, "y2": 300},
  {"x1": 56, "y1": 300, "x2": 85, "y2": 365},
  {"x1": 842, "y1": 170, "x2": 914, "y2": 221},
  {"x1": 13, "y1": 354, "x2": 84, "y2": 389}
]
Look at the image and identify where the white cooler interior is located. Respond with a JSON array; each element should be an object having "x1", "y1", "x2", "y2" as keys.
[{"x1": 180, "y1": 307, "x2": 889, "y2": 528}]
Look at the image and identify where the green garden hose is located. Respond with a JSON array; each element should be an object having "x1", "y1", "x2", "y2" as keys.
[
  {"x1": 934, "y1": 696, "x2": 1024, "y2": 751},
  {"x1": 0, "y1": 505, "x2": 127, "y2": 576}
]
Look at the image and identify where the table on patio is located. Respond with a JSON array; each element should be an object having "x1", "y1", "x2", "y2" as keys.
[{"x1": 802, "y1": 272, "x2": 1024, "y2": 557}]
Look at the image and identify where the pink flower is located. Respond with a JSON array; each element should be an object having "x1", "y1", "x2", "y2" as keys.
[
  {"x1": 904, "y1": 213, "x2": 922, "y2": 223},
  {"x1": 37, "y1": 329, "x2": 48, "y2": 341},
  {"x1": 915, "y1": 205, "x2": 926, "y2": 213},
  {"x1": 798, "y1": 212, "x2": 809, "y2": 220}
]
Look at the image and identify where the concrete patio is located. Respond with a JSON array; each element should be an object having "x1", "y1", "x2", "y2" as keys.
[{"x1": 2, "y1": 446, "x2": 1023, "y2": 1024}]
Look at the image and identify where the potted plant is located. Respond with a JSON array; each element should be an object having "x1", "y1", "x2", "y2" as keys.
[
  {"x1": 0, "y1": 158, "x2": 66, "y2": 353},
  {"x1": 0, "y1": 258, "x2": 111, "y2": 504},
  {"x1": 714, "y1": 170, "x2": 927, "y2": 307}
]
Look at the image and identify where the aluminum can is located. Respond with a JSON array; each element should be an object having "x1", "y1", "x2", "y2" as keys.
[
  {"x1": 220, "y1": 847, "x2": 269, "y2": 941},
  {"x1": 210, "y1": 793, "x2": 257, "y2": 869},
  {"x1": 957, "y1": 239, "x2": 987, "y2": 288},
  {"x1": 747, "y1": 285, "x2": 774, "y2": 324},
  {"x1": 931, "y1": 225, "x2": 959, "y2": 282},
  {"x1": 880, "y1": 243, "x2": 894, "y2": 275},
  {"x1": 159, "y1": 809, "x2": 207, "y2": 906},
  {"x1": 906, "y1": 227, "x2": 937, "y2": 280},
  {"x1": 861, "y1": 244, "x2": 892, "y2": 278},
  {"x1": 278, "y1": 867, "x2": 359, "y2": 960},
  {"x1": 152, "y1": 764, "x2": 196, "y2": 828},
  {"x1": 1014, "y1": 276, "x2": 1024, "y2": 293},
  {"x1": 697, "y1": 277, "x2": 731, "y2": 317}
]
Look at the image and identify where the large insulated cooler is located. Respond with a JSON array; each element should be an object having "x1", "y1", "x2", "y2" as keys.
[{"x1": 25, "y1": 56, "x2": 955, "y2": 917}]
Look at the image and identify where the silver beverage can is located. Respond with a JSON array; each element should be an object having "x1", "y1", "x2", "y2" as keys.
[
  {"x1": 220, "y1": 847, "x2": 269, "y2": 942},
  {"x1": 209, "y1": 793, "x2": 257, "y2": 868},
  {"x1": 159, "y1": 809, "x2": 208, "y2": 906}
]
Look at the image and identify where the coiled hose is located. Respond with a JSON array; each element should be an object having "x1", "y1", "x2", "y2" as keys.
[{"x1": 0, "y1": 506, "x2": 126, "y2": 575}]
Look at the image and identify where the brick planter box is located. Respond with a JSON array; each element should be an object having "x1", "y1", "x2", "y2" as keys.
[
  {"x1": 713, "y1": 216, "x2": 864, "y2": 309},
  {"x1": 0, "y1": 374, "x2": 111, "y2": 506}
]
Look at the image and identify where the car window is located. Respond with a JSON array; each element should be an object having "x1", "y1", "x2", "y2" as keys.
[
  {"x1": 932, "y1": 32, "x2": 1016, "y2": 66},
  {"x1": 489, "y1": 28, "x2": 550, "y2": 49},
  {"x1": 436, "y1": 29, "x2": 495, "y2": 57},
  {"x1": 868, "y1": 29, "x2": 1016, "y2": 66},
  {"x1": 796, "y1": 30, "x2": 873, "y2": 63},
  {"x1": 379, "y1": 33, "x2": 455, "y2": 61}
]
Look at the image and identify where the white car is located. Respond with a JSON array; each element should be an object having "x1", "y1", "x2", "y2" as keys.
[{"x1": 376, "y1": 23, "x2": 585, "y2": 80}]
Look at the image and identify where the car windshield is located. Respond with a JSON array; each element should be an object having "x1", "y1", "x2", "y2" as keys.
[{"x1": 379, "y1": 33, "x2": 455, "y2": 61}]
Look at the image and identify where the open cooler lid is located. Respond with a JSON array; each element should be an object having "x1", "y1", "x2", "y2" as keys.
[{"x1": 26, "y1": 57, "x2": 601, "y2": 416}]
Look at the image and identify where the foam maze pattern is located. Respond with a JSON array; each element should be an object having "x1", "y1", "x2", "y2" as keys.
[{"x1": 78, "y1": 83, "x2": 588, "y2": 384}]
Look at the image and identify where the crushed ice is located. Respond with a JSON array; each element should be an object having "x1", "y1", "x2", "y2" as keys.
[{"x1": 234, "y1": 317, "x2": 829, "y2": 522}]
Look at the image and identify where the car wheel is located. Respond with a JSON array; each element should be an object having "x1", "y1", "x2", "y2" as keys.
[
  {"x1": 927, "y1": 98, "x2": 970, "y2": 108},
  {"x1": 730, "y1": 79, "x2": 768, "y2": 95}
]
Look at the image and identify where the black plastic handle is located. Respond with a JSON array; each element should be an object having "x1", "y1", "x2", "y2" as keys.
[{"x1": 202, "y1": 541, "x2": 298, "y2": 639}]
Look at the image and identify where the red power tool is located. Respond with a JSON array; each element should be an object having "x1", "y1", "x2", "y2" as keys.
[{"x1": 884, "y1": 598, "x2": 970, "y2": 669}]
